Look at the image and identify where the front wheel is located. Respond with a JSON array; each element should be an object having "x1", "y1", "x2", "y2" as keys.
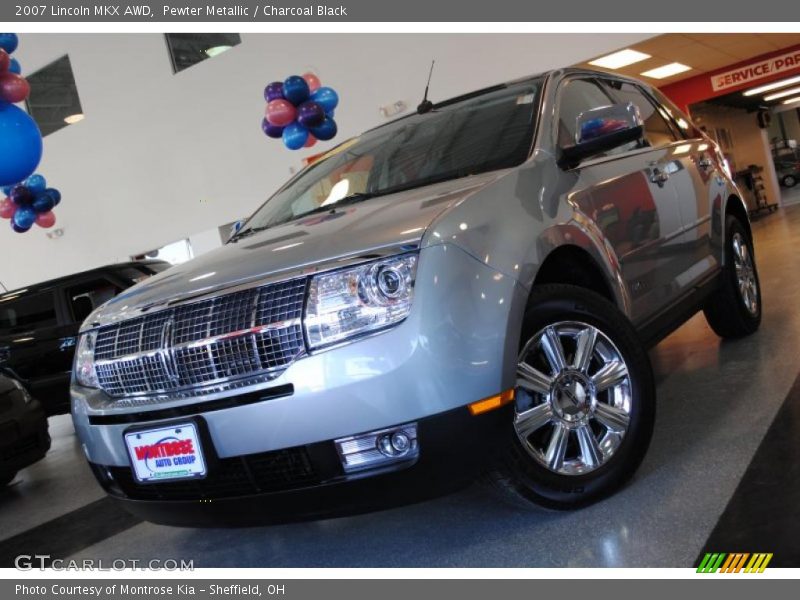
[
  {"x1": 492, "y1": 284, "x2": 655, "y2": 509},
  {"x1": 782, "y1": 174, "x2": 797, "y2": 188}
]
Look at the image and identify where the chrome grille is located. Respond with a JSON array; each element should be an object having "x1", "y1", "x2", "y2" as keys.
[{"x1": 94, "y1": 278, "x2": 307, "y2": 398}]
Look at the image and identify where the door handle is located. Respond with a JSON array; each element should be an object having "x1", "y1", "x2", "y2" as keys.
[{"x1": 649, "y1": 166, "x2": 670, "y2": 187}]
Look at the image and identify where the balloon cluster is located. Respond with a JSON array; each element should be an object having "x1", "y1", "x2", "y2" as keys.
[
  {"x1": 0, "y1": 174, "x2": 60, "y2": 232},
  {"x1": 262, "y1": 73, "x2": 339, "y2": 150},
  {"x1": 0, "y1": 33, "x2": 62, "y2": 234}
]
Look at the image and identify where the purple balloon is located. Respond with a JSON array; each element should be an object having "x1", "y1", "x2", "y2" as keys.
[
  {"x1": 297, "y1": 101, "x2": 325, "y2": 128},
  {"x1": 261, "y1": 117, "x2": 284, "y2": 139},
  {"x1": 264, "y1": 81, "x2": 284, "y2": 102},
  {"x1": 10, "y1": 184, "x2": 33, "y2": 206}
]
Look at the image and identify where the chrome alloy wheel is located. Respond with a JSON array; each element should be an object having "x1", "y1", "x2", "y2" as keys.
[
  {"x1": 514, "y1": 322, "x2": 632, "y2": 476},
  {"x1": 732, "y1": 232, "x2": 758, "y2": 316}
]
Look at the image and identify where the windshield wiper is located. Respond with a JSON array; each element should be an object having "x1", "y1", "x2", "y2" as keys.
[
  {"x1": 228, "y1": 225, "x2": 270, "y2": 243},
  {"x1": 299, "y1": 192, "x2": 376, "y2": 218}
]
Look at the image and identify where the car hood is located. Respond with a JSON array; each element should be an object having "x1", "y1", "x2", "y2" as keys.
[{"x1": 85, "y1": 172, "x2": 503, "y2": 330}]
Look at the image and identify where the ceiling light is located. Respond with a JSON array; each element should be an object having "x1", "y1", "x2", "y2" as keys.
[
  {"x1": 64, "y1": 113, "x2": 84, "y2": 124},
  {"x1": 589, "y1": 49, "x2": 651, "y2": 70},
  {"x1": 743, "y1": 75, "x2": 800, "y2": 96},
  {"x1": 205, "y1": 45, "x2": 231, "y2": 57},
  {"x1": 640, "y1": 63, "x2": 692, "y2": 80},
  {"x1": 764, "y1": 86, "x2": 800, "y2": 101},
  {"x1": 782, "y1": 96, "x2": 800, "y2": 106}
]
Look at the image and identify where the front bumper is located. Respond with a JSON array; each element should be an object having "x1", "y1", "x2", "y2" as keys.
[{"x1": 89, "y1": 403, "x2": 512, "y2": 527}]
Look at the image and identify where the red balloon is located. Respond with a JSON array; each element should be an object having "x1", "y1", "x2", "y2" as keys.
[
  {"x1": 0, "y1": 73, "x2": 30, "y2": 104},
  {"x1": 266, "y1": 99, "x2": 297, "y2": 127},
  {"x1": 0, "y1": 197, "x2": 16, "y2": 219},
  {"x1": 35, "y1": 210, "x2": 56, "y2": 228},
  {"x1": 304, "y1": 134, "x2": 317, "y2": 148},
  {"x1": 0, "y1": 49, "x2": 9, "y2": 73},
  {"x1": 302, "y1": 72, "x2": 321, "y2": 93}
]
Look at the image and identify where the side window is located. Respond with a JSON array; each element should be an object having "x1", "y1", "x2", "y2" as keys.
[
  {"x1": 66, "y1": 279, "x2": 122, "y2": 323},
  {"x1": 0, "y1": 292, "x2": 57, "y2": 332},
  {"x1": 610, "y1": 82, "x2": 681, "y2": 148},
  {"x1": 557, "y1": 78, "x2": 617, "y2": 149}
]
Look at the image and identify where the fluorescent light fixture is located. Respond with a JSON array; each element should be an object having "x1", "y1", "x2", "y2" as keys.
[
  {"x1": 205, "y1": 45, "x2": 232, "y2": 57},
  {"x1": 764, "y1": 86, "x2": 800, "y2": 101},
  {"x1": 743, "y1": 75, "x2": 800, "y2": 96},
  {"x1": 640, "y1": 63, "x2": 692, "y2": 80},
  {"x1": 672, "y1": 144, "x2": 692, "y2": 155},
  {"x1": 64, "y1": 113, "x2": 84, "y2": 124},
  {"x1": 782, "y1": 96, "x2": 800, "y2": 106},
  {"x1": 589, "y1": 49, "x2": 651, "y2": 70}
]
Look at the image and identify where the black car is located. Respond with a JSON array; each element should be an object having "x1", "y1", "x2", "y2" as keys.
[
  {"x1": 0, "y1": 372, "x2": 50, "y2": 486},
  {"x1": 0, "y1": 261, "x2": 170, "y2": 416}
]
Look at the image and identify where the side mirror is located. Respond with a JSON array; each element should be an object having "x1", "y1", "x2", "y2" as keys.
[{"x1": 558, "y1": 102, "x2": 644, "y2": 169}]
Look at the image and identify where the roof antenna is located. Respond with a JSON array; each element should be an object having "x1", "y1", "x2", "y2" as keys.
[{"x1": 417, "y1": 60, "x2": 436, "y2": 114}]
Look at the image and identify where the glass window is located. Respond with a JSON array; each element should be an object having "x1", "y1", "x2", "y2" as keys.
[
  {"x1": 66, "y1": 279, "x2": 121, "y2": 322},
  {"x1": 609, "y1": 82, "x2": 681, "y2": 148},
  {"x1": 234, "y1": 81, "x2": 541, "y2": 237},
  {"x1": 165, "y1": 33, "x2": 241, "y2": 73},
  {"x1": 0, "y1": 292, "x2": 57, "y2": 332},
  {"x1": 557, "y1": 78, "x2": 617, "y2": 148},
  {"x1": 25, "y1": 55, "x2": 84, "y2": 137}
]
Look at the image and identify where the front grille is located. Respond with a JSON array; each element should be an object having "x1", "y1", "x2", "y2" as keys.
[
  {"x1": 94, "y1": 278, "x2": 307, "y2": 397},
  {"x1": 107, "y1": 446, "x2": 320, "y2": 500}
]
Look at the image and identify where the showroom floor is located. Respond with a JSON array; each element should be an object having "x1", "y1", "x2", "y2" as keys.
[{"x1": 2, "y1": 205, "x2": 800, "y2": 568}]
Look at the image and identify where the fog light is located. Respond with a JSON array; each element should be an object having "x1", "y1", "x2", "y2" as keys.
[{"x1": 335, "y1": 423, "x2": 418, "y2": 474}]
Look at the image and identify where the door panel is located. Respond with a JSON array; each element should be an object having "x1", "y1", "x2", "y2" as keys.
[{"x1": 580, "y1": 148, "x2": 685, "y2": 324}]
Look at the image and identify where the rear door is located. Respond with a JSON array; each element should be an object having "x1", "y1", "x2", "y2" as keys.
[{"x1": 555, "y1": 75, "x2": 686, "y2": 324}]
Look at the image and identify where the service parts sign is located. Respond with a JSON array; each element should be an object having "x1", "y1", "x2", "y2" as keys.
[{"x1": 712, "y1": 48, "x2": 800, "y2": 92}]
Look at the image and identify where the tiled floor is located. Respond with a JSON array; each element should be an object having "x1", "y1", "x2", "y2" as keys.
[{"x1": 2, "y1": 205, "x2": 799, "y2": 567}]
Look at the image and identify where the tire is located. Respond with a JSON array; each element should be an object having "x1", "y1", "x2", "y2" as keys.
[
  {"x1": 782, "y1": 174, "x2": 797, "y2": 188},
  {"x1": 703, "y1": 215, "x2": 762, "y2": 339},
  {"x1": 492, "y1": 284, "x2": 655, "y2": 510}
]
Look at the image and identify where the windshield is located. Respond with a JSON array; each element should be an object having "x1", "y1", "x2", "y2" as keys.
[{"x1": 234, "y1": 79, "x2": 543, "y2": 237}]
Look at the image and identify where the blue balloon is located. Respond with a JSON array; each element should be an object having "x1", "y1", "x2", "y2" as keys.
[
  {"x1": 283, "y1": 75, "x2": 310, "y2": 106},
  {"x1": 9, "y1": 58, "x2": 21, "y2": 75},
  {"x1": 32, "y1": 190, "x2": 55, "y2": 213},
  {"x1": 311, "y1": 87, "x2": 339, "y2": 113},
  {"x1": 25, "y1": 173, "x2": 46, "y2": 193},
  {"x1": 282, "y1": 122, "x2": 309, "y2": 150},
  {"x1": 12, "y1": 205, "x2": 35, "y2": 230},
  {"x1": 261, "y1": 118, "x2": 283, "y2": 139},
  {"x1": 0, "y1": 104, "x2": 43, "y2": 187},
  {"x1": 0, "y1": 34, "x2": 18, "y2": 54},
  {"x1": 325, "y1": 109, "x2": 335, "y2": 119},
  {"x1": 310, "y1": 117, "x2": 338, "y2": 142},
  {"x1": 11, "y1": 221, "x2": 30, "y2": 233},
  {"x1": 47, "y1": 188, "x2": 61, "y2": 206}
]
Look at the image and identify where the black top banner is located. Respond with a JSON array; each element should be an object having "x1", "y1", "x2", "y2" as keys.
[{"x1": 2, "y1": 0, "x2": 800, "y2": 22}]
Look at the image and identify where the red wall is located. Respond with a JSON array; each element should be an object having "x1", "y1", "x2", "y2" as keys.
[{"x1": 660, "y1": 44, "x2": 800, "y2": 114}]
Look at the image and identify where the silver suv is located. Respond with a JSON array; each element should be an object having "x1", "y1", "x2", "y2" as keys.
[{"x1": 71, "y1": 68, "x2": 761, "y2": 526}]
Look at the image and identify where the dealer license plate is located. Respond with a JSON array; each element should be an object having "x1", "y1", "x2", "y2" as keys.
[{"x1": 124, "y1": 422, "x2": 207, "y2": 483}]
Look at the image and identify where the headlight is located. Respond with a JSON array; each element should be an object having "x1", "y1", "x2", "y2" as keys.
[
  {"x1": 74, "y1": 331, "x2": 99, "y2": 388},
  {"x1": 304, "y1": 254, "x2": 418, "y2": 349}
]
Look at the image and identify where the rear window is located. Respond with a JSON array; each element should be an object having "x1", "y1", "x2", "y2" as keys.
[{"x1": 0, "y1": 291, "x2": 58, "y2": 332}]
